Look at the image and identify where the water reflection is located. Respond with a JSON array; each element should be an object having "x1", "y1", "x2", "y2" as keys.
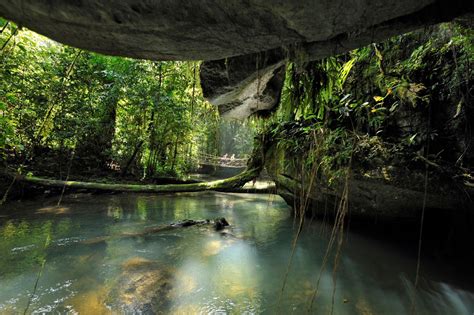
[{"x1": 0, "y1": 192, "x2": 472, "y2": 314}]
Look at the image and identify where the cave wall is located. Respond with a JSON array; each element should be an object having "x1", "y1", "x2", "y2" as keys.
[
  {"x1": 198, "y1": 1, "x2": 472, "y2": 117},
  {"x1": 200, "y1": 50, "x2": 286, "y2": 119},
  {"x1": 264, "y1": 23, "x2": 474, "y2": 220}
]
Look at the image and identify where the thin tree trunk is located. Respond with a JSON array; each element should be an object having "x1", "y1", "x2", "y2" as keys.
[
  {"x1": 187, "y1": 62, "x2": 197, "y2": 161},
  {"x1": 145, "y1": 62, "x2": 163, "y2": 177},
  {"x1": 171, "y1": 137, "x2": 179, "y2": 172},
  {"x1": 0, "y1": 25, "x2": 17, "y2": 52},
  {"x1": 35, "y1": 50, "x2": 82, "y2": 143},
  {"x1": 121, "y1": 140, "x2": 144, "y2": 176}
]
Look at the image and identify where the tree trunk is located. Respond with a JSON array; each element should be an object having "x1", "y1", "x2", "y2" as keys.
[
  {"x1": 75, "y1": 82, "x2": 118, "y2": 170},
  {"x1": 82, "y1": 218, "x2": 229, "y2": 245},
  {"x1": 145, "y1": 62, "x2": 163, "y2": 178},
  {"x1": 15, "y1": 134, "x2": 270, "y2": 194},
  {"x1": 16, "y1": 167, "x2": 260, "y2": 193},
  {"x1": 170, "y1": 137, "x2": 179, "y2": 172},
  {"x1": 121, "y1": 140, "x2": 144, "y2": 176}
]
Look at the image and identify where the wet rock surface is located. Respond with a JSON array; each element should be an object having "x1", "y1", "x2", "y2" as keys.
[{"x1": 200, "y1": 50, "x2": 286, "y2": 118}]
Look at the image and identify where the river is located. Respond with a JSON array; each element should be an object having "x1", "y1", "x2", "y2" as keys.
[{"x1": 0, "y1": 192, "x2": 472, "y2": 314}]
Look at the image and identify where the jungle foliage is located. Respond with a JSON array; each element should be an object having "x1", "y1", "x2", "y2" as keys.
[
  {"x1": 265, "y1": 23, "x2": 473, "y2": 188},
  {"x1": 0, "y1": 18, "x2": 256, "y2": 181}
]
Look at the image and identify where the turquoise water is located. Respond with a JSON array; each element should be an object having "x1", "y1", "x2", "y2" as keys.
[{"x1": 0, "y1": 192, "x2": 472, "y2": 314}]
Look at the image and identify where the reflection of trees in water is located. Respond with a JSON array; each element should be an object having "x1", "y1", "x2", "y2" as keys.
[{"x1": 0, "y1": 218, "x2": 76, "y2": 276}]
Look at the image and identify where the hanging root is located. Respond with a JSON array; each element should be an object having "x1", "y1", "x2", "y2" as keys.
[
  {"x1": 308, "y1": 161, "x2": 351, "y2": 314},
  {"x1": 277, "y1": 130, "x2": 327, "y2": 310}
]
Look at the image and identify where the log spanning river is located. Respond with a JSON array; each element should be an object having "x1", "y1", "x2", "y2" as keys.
[{"x1": 0, "y1": 192, "x2": 472, "y2": 314}]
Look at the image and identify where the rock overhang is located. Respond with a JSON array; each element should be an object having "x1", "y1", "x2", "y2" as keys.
[
  {"x1": 2, "y1": 0, "x2": 472, "y2": 118},
  {"x1": 2, "y1": 0, "x2": 470, "y2": 61}
]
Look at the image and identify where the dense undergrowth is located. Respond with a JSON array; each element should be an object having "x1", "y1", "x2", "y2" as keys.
[{"x1": 264, "y1": 22, "x2": 473, "y2": 199}]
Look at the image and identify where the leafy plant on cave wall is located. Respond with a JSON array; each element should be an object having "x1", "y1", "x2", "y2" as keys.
[{"x1": 263, "y1": 22, "x2": 473, "y2": 188}]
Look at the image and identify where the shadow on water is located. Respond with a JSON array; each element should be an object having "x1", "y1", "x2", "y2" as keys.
[{"x1": 0, "y1": 192, "x2": 473, "y2": 314}]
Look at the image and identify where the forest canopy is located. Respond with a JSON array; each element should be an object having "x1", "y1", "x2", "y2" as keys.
[{"x1": 0, "y1": 18, "x2": 256, "y2": 182}]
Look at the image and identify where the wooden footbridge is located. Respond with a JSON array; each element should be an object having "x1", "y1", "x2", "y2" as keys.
[{"x1": 196, "y1": 153, "x2": 247, "y2": 168}]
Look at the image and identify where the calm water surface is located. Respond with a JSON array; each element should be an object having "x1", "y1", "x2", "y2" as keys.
[{"x1": 0, "y1": 192, "x2": 472, "y2": 314}]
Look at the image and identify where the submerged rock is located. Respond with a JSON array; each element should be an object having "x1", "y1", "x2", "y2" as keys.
[
  {"x1": 68, "y1": 285, "x2": 112, "y2": 315},
  {"x1": 107, "y1": 257, "x2": 174, "y2": 314}
]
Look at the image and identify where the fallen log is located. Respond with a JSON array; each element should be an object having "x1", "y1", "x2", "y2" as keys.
[
  {"x1": 16, "y1": 167, "x2": 260, "y2": 193},
  {"x1": 82, "y1": 217, "x2": 229, "y2": 245},
  {"x1": 13, "y1": 135, "x2": 270, "y2": 194}
]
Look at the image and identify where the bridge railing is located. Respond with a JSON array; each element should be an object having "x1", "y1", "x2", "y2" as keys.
[{"x1": 196, "y1": 153, "x2": 248, "y2": 168}]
